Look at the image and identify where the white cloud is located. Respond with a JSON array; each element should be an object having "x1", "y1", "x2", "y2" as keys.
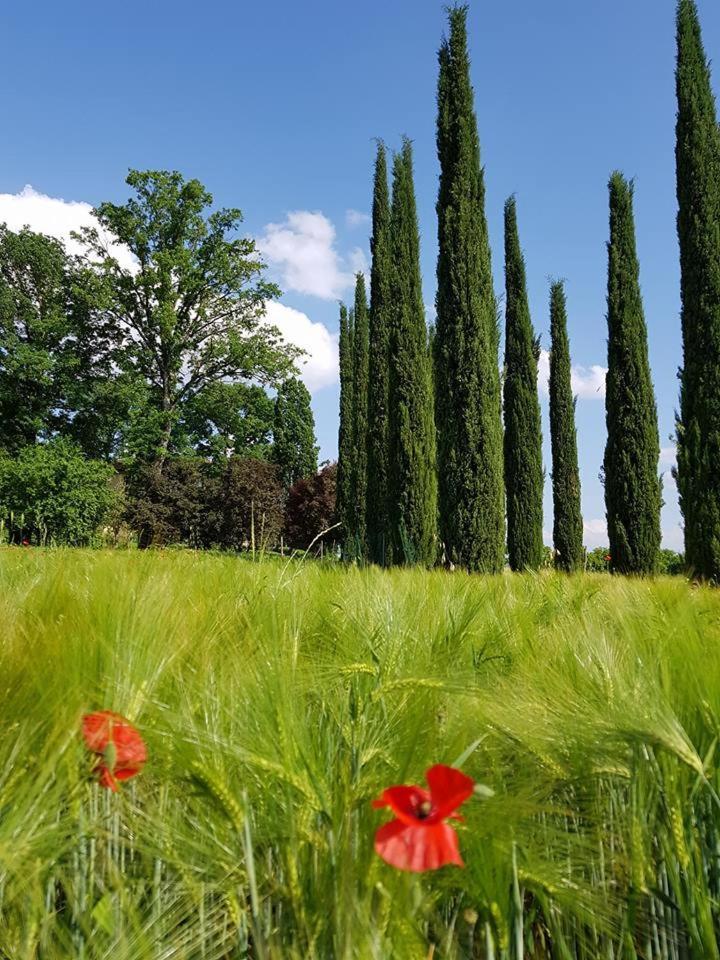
[
  {"x1": 537, "y1": 349, "x2": 606, "y2": 400},
  {"x1": 583, "y1": 518, "x2": 608, "y2": 547},
  {"x1": 346, "y1": 209, "x2": 370, "y2": 229},
  {"x1": 660, "y1": 445, "x2": 677, "y2": 467},
  {"x1": 662, "y1": 524, "x2": 684, "y2": 551},
  {"x1": 257, "y1": 210, "x2": 365, "y2": 300},
  {"x1": 263, "y1": 301, "x2": 338, "y2": 394},
  {"x1": 0, "y1": 184, "x2": 136, "y2": 272},
  {"x1": 348, "y1": 246, "x2": 369, "y2": 279}
]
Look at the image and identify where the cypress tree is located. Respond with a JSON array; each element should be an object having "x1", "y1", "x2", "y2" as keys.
[
  {"x1": 549, "y1": 281, "x2": 584, "y2": 572},
  {"x1": 366, "y1": 142, "x2": 393, "y2": 566},
  {"x1": 336, "y1": 302, "x2": 355, "y2": 556},
  {"x1": 351, "y1": 272, "x2": 370, "y2": 560},
  {"x1": 675, "y1": 0, "x2": 720, "y2": 580},
  {"x1": 272, "y1": 378, "x2": 318, "y2": 488},
  {"x1": 434, "y1": 5, "x2": 504, "y2": 572},
  {"x1": 603, "y1": 173, "x2": 661, "y2": 575},
  {"x1": 388, "y1": 139, "x2": 438, "y2": 566},
  {"x1": 503, "y1": 197, "x2": 544, "y2": 571}
]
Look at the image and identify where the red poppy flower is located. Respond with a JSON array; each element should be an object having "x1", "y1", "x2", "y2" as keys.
[
  {"x1": 372, "y1": 764, "x2": 474, "y2": 872},
  {"x1": 605, "y1": 554, "x2": 612, "y2": 563},
  {"x1": 81, "y1": 711, "x2": 147, "y2": 791}
]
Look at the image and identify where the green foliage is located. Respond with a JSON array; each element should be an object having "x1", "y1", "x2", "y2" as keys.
[
  {"x1": 434, "y1": 6, "x2": 504, "y2": 572},
  {"x1": 126, "y1": 456, "x2": 285, "y2": 550},
  {"x1": 0, "y1": 226, "x2": 72, "y2": 452},
  {"x1": 388, "y1": 140, "x2": 437, "y2": 567},
  {"x1": 604, "y1": 173, "x2": 661, "y2": 575},
  {"x1": 549, "y1": 282, "x2": 585, "y2": 572},
  {"x1": 585, "y1": 546, "x2": 613, "y2": 573},
  {"x1": 123, "y1": 458, "x2": 217, "y2": 548},
  {"x1": 216, "y1": 457, "x2": 286, "y2": 551},
  {"x1": 0, "y1": 439, "x2": 120, "y2": 545},
  {"x1": 1, "y1": 555, "x2": 720, "y2": 956},
  {"x1": 657, "y1": 548, "x2": 686, "y2": 576},
  {"x1": 350, "y1": 274, "x2": 370, "y2": 560},
  {"x1": 675, "y1": 0, "x2": 720, "y2": 581},
  {"x1": 336, "y1": 303, "x2": 355, "y2": 557},
  {"x1": 272, "y1": 378, "x2": 318, "y2": 488},
  {"x1": 284, "y1": 461, "x2": 338, "y2": 552},
  {"x1": 503, "y1": 198, "x2": 544, "y2": 571},
  {"x1": 77, "y1": 169, "x2": 300, "y2": 466},
  {"x1": 182, "y1": 382, "x2": 275, "y2": 461},
  {"x1": 366, "y1": 142, "x2": 393, "y2": 567}
]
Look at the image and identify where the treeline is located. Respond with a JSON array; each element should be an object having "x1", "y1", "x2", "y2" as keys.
[
  {"x1": 0, "y1": 173, "x2": 335, "y2": 551},
  {"x1": 339, "y1": 0, "x2": 720, "y2": 580}
]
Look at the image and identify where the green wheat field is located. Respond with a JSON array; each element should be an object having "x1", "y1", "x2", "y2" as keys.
[{"x1": 2, "y1": 549, "x2": 720, "y2": 959}]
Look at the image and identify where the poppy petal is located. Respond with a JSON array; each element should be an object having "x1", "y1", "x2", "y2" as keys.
[
  {"x1": 111, "y1": 721, "x2": 147, "y2": 767},
  {"x1": 82, "y1": 711, "x2": 117, "y2": 752},
  {"x1": 373, "y1": 785, "x2": 431, "y2": 825},
  {"x1": 96, "y1": 765, "x2": 119, "y2": 792},
  {"x1": 374, "y1": 819, "x2": 464, "y2": 872},
  {"x1": 82, "y1": 712, "x2": 146, "y2": 787},
  {"x1": 114, "y1": 765, "x2": 143, "y2": 782},
  {"x1": 426, "y1": 765, "x2": 474, "y2": 821}
]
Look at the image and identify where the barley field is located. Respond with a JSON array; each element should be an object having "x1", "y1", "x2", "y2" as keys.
[{"x1": 1, "y1": 549, "x2": 719, "y2": 959}]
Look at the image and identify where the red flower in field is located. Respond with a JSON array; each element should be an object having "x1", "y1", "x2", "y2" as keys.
[
  {"x1": 372, "y1": 764, "x2": 474, "y2": 872},
  {"x1": 81, "y1": 711, "x2": 146, "y2": 791},
  {"x1": 605, "y1": 554, "x2": 612, "y2": 563},
  {"x1": 21, "y1": 538, "x2": 29, "y2": 547}
]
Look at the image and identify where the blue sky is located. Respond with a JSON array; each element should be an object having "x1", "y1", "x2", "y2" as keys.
[{"x1": 2, "y1": 0, "x2": 719, "y2": 549}]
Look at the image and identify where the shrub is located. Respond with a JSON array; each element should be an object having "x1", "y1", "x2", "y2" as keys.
[
  {"x1": 657, "y1": 548, "x2": 686, "y2": 577},
  {"x1": 583, "y1": 545, "x2": 686, "y2": 576},
  {"x1": 585, "y1": 547, "x2": 612, "y2": 573},
  {"x1": 218, "y1": 457, "x2": 285, "y2": 551},
  {"x1": 0, "y1": 438, "x2": 121, "y2": 545},
  {"x1": 124, "y1": 459, "x2": 220, "y2": 548},
  {"x1": 125, "y1": 457, "x2": 284, "y2": 550},
  {"x1": 284, "y1": 462, "x2": 338, "y2": 552}
]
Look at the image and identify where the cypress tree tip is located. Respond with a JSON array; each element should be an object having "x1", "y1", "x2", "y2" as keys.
[{"x1": 445, "y1": 3, "x2": 469, "y2": 34}]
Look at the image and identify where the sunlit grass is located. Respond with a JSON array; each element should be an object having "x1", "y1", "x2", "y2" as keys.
[{"x1": 0, "y1": 548, "x2": 718, "y2": 958}]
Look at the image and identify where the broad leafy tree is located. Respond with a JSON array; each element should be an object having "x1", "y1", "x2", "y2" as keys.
[
  {"x1": 0, "y1": 227, "x2": 72, "y2": 452},
  {"x1": 182, "y1": 382, "x2": 275, "y2": 460},
  {"x1": 77, "y1": 170, "x2": 299, "y2": 467},
  {"x1": 272, "y1": 377, "x2": 318, "y2": 487}
]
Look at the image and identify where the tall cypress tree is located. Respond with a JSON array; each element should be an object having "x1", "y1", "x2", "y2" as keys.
[
  {"x1": 366, "y1": 142, "x2": 393, "y2": 566},
  {"x1": 604, "y1": 173, "x2": 661, "y2": 575},
  {"x1": 336, "y1": 302, "x2": 355, "y2": 556},
  {"x1": 351, "y1": 272, "x2": 370, "y2": 560},
  {"x1": 435, "y1": 5, "x2": 504, "y2": 572},
  {"x1": 388, "y1": 139, "x2": 438, "y2": 566},
  {"x1": 549, "y1": 281, "x2": 584, "y2": 572},
  {"x1": 503, "y1": 197, "x2": 543, "y2": 571},
  {"x1": 272, "y1": 378, "x2": 318, "y2": 488},
  {"x1": 676, "y1": 0, "x2": 720, "y2": 580}
]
